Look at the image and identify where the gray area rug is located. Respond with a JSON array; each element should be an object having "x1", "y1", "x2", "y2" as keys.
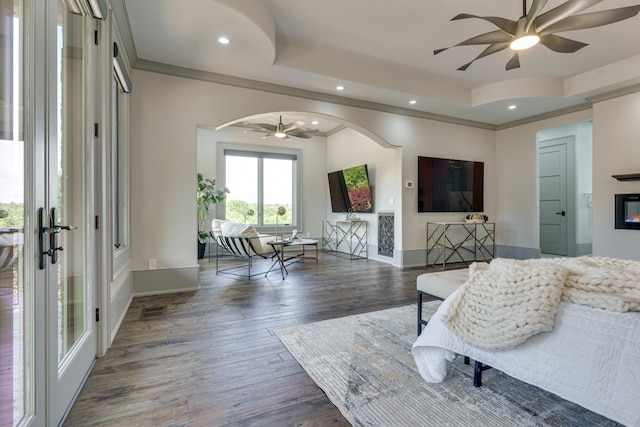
[{"x1": 275, "y1": 303, "x2": 620, "y2": 427}]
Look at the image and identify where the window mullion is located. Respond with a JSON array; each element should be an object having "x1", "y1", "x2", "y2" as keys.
[{"x1": 258, "y1": 157, "x2": 264, "y2": 226}]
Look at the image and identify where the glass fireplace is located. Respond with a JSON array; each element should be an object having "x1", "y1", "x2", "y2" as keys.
[{"x1": 615, "y1": 194, "x2": 640, "y2": 230}]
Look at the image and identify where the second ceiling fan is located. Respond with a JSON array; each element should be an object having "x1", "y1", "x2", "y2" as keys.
[
  {"x1": 435, "y1": 0, "x2": 640, "y2": 71},
  {"x1": 247, "y1": 115, "x2": 320, "y2": 140}
]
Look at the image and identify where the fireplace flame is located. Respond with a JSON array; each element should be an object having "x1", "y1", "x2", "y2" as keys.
[{"x1": 628, "y1": 214, "x2": 640, "y2": 223}]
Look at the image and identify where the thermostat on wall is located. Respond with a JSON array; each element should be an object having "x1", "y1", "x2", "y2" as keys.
[{"x1": 405, "y1": 180, "x2": 414, "y2": 189}]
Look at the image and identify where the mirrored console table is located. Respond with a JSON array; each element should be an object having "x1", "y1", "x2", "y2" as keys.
[
  {"x1": 322, "y1": 219, "x2": 367, "y2": 260},
  {"x1": 426, "y1": 221, "x2": 495, "y2": 269}
]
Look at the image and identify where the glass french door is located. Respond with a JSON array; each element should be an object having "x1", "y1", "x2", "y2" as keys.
[
  {"x1": 1, "y1": 0, "x2": 97, "y2": 425},
  {"x1": 1, "y1": 0, "x2": 33, "y2": 425},
  {"x1": 46, "y1": 0, "x2": 96, "y2": 424}
]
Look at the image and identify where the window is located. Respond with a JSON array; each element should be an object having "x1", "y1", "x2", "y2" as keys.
[
  {"x1": 111, "y1": 73, "x2": 129, "y2": 250},
  {"x1": 223, "y1": 148, "x2": 298, "y2": 228}
]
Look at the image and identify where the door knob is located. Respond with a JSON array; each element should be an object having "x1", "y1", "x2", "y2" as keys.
[{"x1": 555, "y1": 211, "x2": 566, "y2": 216}]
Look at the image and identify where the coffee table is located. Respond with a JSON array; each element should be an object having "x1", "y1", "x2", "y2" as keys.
[
  {"x1": 266, "y1": 238, "x2": 318, "y2": 279},
  {"x1": 281, "y1": 238, "x2": 318, "y2": 263}
]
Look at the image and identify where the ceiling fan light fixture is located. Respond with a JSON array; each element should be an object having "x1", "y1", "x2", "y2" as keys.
[
  {"x1": 274, "y1": 118, "x2": 287, "y2": 138},
  {"x1": 510, "y1": 34, "x2": 540, "y2": 51}
]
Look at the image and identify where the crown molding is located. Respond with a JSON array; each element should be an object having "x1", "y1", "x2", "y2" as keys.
[
  {"x1": 495, "y1": 102, "x2": 593, "y2": 131},
  {"x1": 132, "y1": 59, "x2": 497, "y2": 131},
  {"x1": 326, "y1": 125, "x2": 347, "y2": 137},
  {"x1": 586, "y1": 83, "x2": 640, "y2": 104}
]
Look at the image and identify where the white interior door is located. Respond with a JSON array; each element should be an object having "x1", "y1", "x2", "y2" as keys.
[{"x1": 539, "y1": 142, "x2": 568, "y2": 256}]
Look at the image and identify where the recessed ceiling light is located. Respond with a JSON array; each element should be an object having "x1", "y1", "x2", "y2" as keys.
[
  {"x1": 311, "y1": 120, "x2": 319, "y2": 125},
  {"x1": 218, "y1": 36, "x2": 230, "y2": 45},
  {"x1": 336, "y1": 85, "x2": 345, "y2": 91},
  {"x1": 508, "y1": 105, "x2": 517, "y2": 110},
  {"x1": 409, "y1": 100, "x2": 417, "y2": 105}
]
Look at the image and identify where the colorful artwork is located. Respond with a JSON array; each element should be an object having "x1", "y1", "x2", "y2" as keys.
[{"x1": 342, "y1": 165, "x2": 373, "y2": 213}]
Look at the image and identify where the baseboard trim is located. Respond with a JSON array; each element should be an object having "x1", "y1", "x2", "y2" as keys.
[
  {"x1": 111, "y1": 294, "x2": 132, "y2": 344},
  {"x1": 496, "y1": 245, "x2": 541, "y2": 260},
  {"x1": 109, "y1": 270, "x2": 133, "y2": 349},
  {"x1": 576, "y1": 243, "x2": 593, "y2": 256},
  {"x1": 399, "y1": 245, "x2": 541, "y2": 268},
  {"x1": 132, "y1": 267, "x2": 200, "y2": 297}
]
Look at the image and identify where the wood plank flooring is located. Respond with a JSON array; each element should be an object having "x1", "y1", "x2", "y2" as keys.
[{"x1": 63, "y1": 252, "x2": 439, "y2": 426}]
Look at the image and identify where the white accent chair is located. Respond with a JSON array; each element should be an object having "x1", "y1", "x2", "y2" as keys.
[{"x1": 211, "y1": 220, "x2": 277, "y2": 279}]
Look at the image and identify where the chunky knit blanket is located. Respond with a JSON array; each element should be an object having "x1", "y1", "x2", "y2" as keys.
[{"x1": 442, "y1": 256, "x2": 640, "y2": 351}]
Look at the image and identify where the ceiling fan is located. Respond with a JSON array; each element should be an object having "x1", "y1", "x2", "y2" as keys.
[
  {"x1": 435, "y1": 0, "x2": 640, "y2": 71},
  {"x1": 246, "y1": 115, "x2": 320, "y2": 140}
]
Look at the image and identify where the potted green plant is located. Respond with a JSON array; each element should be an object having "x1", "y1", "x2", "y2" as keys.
[{"x1": 197, "y1": 172, "x2": 229, "y2": 259}]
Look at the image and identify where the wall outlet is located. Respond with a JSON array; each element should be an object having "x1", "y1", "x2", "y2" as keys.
[
  {"x1": 149, "y1": 258, "x2": 157, "y2": 270},
  {"x1": 388, "y1": 197, "x2": 394, "y2": 206}
]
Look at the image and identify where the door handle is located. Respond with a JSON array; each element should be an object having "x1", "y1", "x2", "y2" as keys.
[
  {"x1": 49, "y1": 208, "x2": 78, "y2": 265},
  {"x1": 38, "y1": 208, "x2": 59, "y2": 269},
  {"x1": 555, "y1": 211, "x2": 566, "y2": 216},
  {"x1": 38, "y1": 207, "x2": 78, "y2": 269}
]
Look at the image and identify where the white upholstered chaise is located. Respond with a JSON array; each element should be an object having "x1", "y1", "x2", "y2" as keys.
[{"x1": 416, "y1": 268, "x2": 468, "y2": 335}]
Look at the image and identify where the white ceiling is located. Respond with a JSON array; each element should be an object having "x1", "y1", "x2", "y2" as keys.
[{"x1": 121, "y1": 0, "x2": 640, "y2": 129}]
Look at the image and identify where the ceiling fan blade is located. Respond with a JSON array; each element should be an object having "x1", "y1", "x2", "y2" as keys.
[
  {"x1": 286, "y1": 132, "x2": 312, "y2": 139},
  {"x1": 434, "y1": 30, "x2": 512, "y2": 55},
  {"x1": 293, "y1": 127, "x2": 319, "y2": 134},
  {"x1": 452, "y1": 14, "x2": 518, "y2": 36},
  {"x1": 539, "y1": 34, "x2": 588, "y2": 53},
  {"x1": 246, "y1": 123, "x2": 276, "y2": 132},
  {"x1": 540, "y1": 5, "x2": 640, "y2": 35},
  {"x1": 456, "y1": 42, "x2": 510, "y2": 71},
  {"x1": 525, "y1": 0, "x2": 550, "y2": 32},
  {"x1": 505, "y1": 51, "x2": 520, "y2": 70},
  {"x1": 283, "y1": 120, "x2": 306, "y2": 132},
  {"x1": 535, "y1": 0, "x2": 603, "y2": 32}
]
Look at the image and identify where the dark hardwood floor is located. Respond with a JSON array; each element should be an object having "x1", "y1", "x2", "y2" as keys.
[{"x1": 63, "y1": 252, "x2": 437, "y2": 426}]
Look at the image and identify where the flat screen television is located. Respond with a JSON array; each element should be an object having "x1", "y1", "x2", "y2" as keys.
[
  {"x1": 417, "y1": 156, "x2": 484, "y2": 212},
  {"x1": 328, "y1": 164, "x2": 373, "y2": 213}
]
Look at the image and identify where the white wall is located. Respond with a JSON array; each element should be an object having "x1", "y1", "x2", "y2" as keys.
[
  {"x1": 574, "y1": 122, "x2": 593, "y2": 247},
  {"x1": 130, "y1": 69, "x2": 497, "y2": 278},
  {"x1": 129, "y1": 67, "x2": 640, "y2": 288},
  {"x1": 592, "y1": 92, "x2": 640, "y2": 260},
  {"x1": 495, "y1": 109, "x2": 593, "y2": 257},
  {"x1": 537, "y1": 120, "x2": 593, "y2": 255},
  {"x1": 400, "y1": 118, "x2": 496, "y2": 266},
  {"x1": 326, "y1": 127, "x2": 402, "y2": 264}
]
